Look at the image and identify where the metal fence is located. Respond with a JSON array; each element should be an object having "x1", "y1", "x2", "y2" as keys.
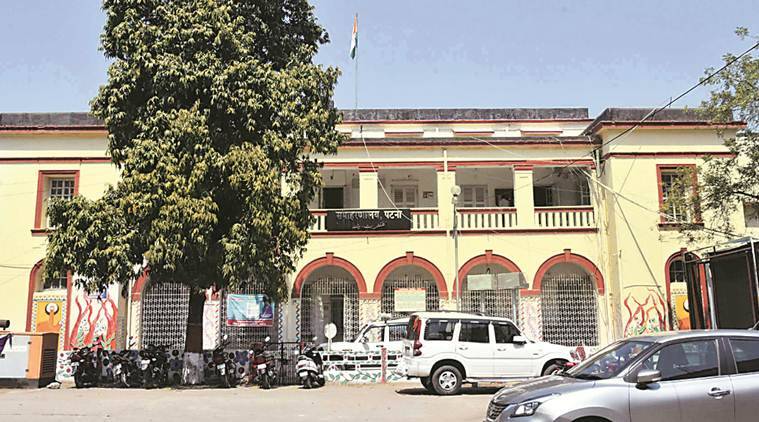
[
  {"x1": 540, "y1": 274, "x2": 599, "y2": 346},
  {"x1": 140, "y1": 282, "x2": 190, "y2": 349},
  {"x1": 219, "y1": 283, "x2": 279, "y2": 349},
  {"x1": 300, "y1": 277, "x2": 360, "y2": 343},
  {"x1": 461, "y1": 289, "x2": 517, "y2": 319},
  {"x1": 380, "y1": 276, "x2": 440, "y2": 318}
]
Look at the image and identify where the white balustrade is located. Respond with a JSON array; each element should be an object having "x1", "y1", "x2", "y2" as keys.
[
  {"x1": 534, "y1": 206, "x2": 595, "y2": 228},
  {"x1": 456, "y1": 208, "x2": 517, "y2": 230}
]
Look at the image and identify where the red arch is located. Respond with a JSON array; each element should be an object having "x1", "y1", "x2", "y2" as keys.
[
  {"x1": 131, "y1": 269, "x2": 151, "y2": 301},
  {"x1": 664, "y1": 249, "x2": 701, "y2": 330},
  {"x1": 25, "y1": 260, "x2": 45, "y2": 331},
  {"x1": 292, "y1": 253, "x2": 367, "y2": 298},
  {"x1": 453, "y1": 250, "x2": 523, "y2": 297},
  {"x1": 373, "y1": 252, "x2": 448, "y2": 298},
  {"x1": 533, "y1": 249, "x2": 605, "y2": 294}
]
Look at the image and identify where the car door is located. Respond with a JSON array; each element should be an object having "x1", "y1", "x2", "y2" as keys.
[
  {"x1": 629, "y1": 338, "x2": 734, "y2": 422},
  {"x1": 492, "y1": 322, "x2": 535, "y2": 377},
  {"x1": 726, "y1": 337, "x2": 759, "y2": 422},
  {"x1": 456, "y1": 320, "x2": 493, "y2": 378}
]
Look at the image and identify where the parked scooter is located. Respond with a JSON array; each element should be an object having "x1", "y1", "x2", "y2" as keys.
[
  {"x1": 212, "y1": 335, "x2": 237, "y2": 388},
  {"x1": 111, "y1": 350, "x2": 142, "y2": 388},
  {"x1": 250, "y1": 336, "x2": 277, "y2": 389},
  {"x1": 140, "y1": 344, "x2": 170, "y2": 389},
  {"x1": 296, "y1": 337, "x2": 325, "y2": 389},
  {"x1": 70, "y1": 338, "x2": 104, "y2": 388}
]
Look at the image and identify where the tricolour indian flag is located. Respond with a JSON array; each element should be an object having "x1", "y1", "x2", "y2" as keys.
[{"x1": 349, "y1": 14, "x2": 358, "y2": 59}]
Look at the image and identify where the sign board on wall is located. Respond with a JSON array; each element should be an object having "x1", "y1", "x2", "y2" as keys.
[
  {"x1": 226, "y1": 294, "x2": 274, "y2": 327},
  {"x1": 466, "y1": 273, "x2": 527, "y2": 290},
  {"x1": 325, "y1": 209, "x2": 412, "y2": 231},
  {"x1": 394, "y1": 288, "x2": 426, "y2": 312}
]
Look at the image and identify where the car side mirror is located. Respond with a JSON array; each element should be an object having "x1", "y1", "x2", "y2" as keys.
[
  {"x1": 222, "y1": 334, "x2": 229, "y2": 341},
  {"x1": 636, "y1": 369, "x2": 661, "y2": 385},
  {"x1": 264, "y1": 336, "x2": 271, "y2": 343},
  {"x1": 512, "y1": 335, "x2": 527, "y2": 345},
  {"x1": 360, "y1": 336, "x2": 369, "y2": 344}
]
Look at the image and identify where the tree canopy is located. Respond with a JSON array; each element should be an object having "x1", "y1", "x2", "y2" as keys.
[
  {"x1": 671, "y1": 28, "x2": 759, "y2": 238},
  {"x1": 44, "y1": 0, "x2": 342, "y2": 302}
]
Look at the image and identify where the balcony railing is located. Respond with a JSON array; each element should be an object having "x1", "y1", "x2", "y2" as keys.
[
  {"x1": 309, "y1": 206, "x2": 596, "y2": 232},
  {"x1": 309, "y1": 209, "x2": 440, "y2": 232},
  {"x1": 456, "y1": 207, "x2": 517, "y2": 230},
  {"x1": 534, "y1": 206, "x2": 595, "y2": 228}
]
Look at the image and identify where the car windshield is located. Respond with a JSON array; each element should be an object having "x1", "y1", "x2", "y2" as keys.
[{"x1": 565, "y1": 340, "x2": 654, "y2": 380}]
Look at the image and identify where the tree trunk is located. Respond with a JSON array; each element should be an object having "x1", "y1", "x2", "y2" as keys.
[{"x1": 185, "y1": 289, "x2": 205, "y2": 353}]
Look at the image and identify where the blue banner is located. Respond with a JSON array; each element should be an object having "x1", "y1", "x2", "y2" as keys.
[{"x1": 226, "y1": 294, "x2": 274, "y2": 327}]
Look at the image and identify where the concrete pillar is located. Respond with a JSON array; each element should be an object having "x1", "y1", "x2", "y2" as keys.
[
  {"x1": 514, "y1": 165, "x2": 535, "y2": 228},
  {"x1": 436, "y1": 169, "x2": 455, "y2": 230},
  {"x1": 359, "y1": 171, "x2": 378, "y2": 209}
]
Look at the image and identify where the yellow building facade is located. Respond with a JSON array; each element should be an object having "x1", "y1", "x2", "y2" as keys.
[{"x1": 0, "y1": 108, "x2": 746, "y2": 351}]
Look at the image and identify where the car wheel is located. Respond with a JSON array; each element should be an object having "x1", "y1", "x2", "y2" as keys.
[
  {"x1": 542, "y1": 361, "x2": 565, "y2": 376},
  {"x1": 420, "y1": 376, "x2": 435, "y2": 393},
  {"x1": 432, "y1": 365, "x2": 462, "y2": 396}
]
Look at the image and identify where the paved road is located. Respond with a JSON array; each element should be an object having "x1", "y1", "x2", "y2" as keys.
[{"x1": 0, "y1": 383, "x2": 499, "y2": 422}]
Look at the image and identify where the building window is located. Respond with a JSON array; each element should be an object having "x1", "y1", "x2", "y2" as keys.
[
  {"x1": 43, "y1": 273, "x2": 68, "y2": 291},
  {"x1": 461, "y1": 185, "x2": 487, "y2": 208},
  {"x1": 34, "y1": 171, "x2": 79, "y2": 229},
  {"x1": 392, "y1": 186, "x2": 418, "y2": 208},
  {"x1": 744, "y1": 202, "x2": 759, "y2": 228},
  {"x1": 321, "y1": 187, "x2": 345, "y2": 209},
  {"x1": 658, "y1": 166, "x2": 697, "y2": 223}
]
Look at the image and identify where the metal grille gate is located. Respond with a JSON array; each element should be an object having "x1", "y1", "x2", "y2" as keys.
[
  {"x1": 381, "y1": 277, "x2": 440, "y2": 318},
  {"x1": 300, "y1": 277, "x2": 359, "y2": 342},
  {"x1": 141, "y1": 282, "x2": 190, "y2": 349},
  {"x1": 219, "y1": 283, "x2": 279, "y2": 349},
  {"x1": 541, "y1": 274, "x2": 598, "y2": 346},
  {"x1": 461, "y1": 289, "x2": 516, "y2": 319}
]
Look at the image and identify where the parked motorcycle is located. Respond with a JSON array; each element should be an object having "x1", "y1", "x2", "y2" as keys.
[
  {"x1": 111, "y1": 350, "x2": 142, "y2": 388},
  {"x1": 212, "y1": 335, "x2": 237, "y2": 388},
  {"x1": 140, "y1": 344, "x2": 169, "y2": 389},
  {"x1": 70, "y1": 338, "x2": 104, "y2": 388},
  {"x1": 250, "y1": 336, "x2": 277, "y2": 389},
  {"x1": 296, "y1": 337, "x2": 325, "y2": 389}
]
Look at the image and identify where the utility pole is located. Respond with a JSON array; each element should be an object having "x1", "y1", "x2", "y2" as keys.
[{"x1": 451, "y1": 185, "x2": 461, "y2": 311}]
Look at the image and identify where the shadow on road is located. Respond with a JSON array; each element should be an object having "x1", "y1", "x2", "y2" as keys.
[{"x1": 395, "y1": 386, "x2": 501, "y2": 396}]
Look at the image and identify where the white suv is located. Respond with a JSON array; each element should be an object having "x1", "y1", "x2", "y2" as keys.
[
  {"x1": 402, "y1": 311, "x2": 576, "y2": 395},
  {"x1": 320, "y1": 317, "x2": 408, "y2": 353}
]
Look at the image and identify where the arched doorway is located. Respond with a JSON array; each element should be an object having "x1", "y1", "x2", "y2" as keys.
[
  {"x1": 140, "y1": 281, "x2": 190, "y2": 349},
  {"x1": 26, "y1": 261, "x2": 69, "y2": 348},
  {"x1": 374, "y1": 253, "x2": 446, "y2": 319},
  {"x1": 665, "y1": 251, "x2": 698, "y2": 330},
  {"x1": 534, "y1": 252, "x2": 603, "y2": 347},
  {"x1": 457, "y1": 252, "x2": 523, "y2": 318},
  {"x1": 294, "y1": 255, "x2": 366, "y2": 343}
]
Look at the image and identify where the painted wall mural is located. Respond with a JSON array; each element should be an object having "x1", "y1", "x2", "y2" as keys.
[
  {"x1": 670, "y1": 282, "x2": 691, "y2": 330},
  {"x1": 67, "y1": 286, "x2": 121, "y2": 350},
  {"x1": 623, "y1": 288, "x2": 667, "y2": 337},
  {"x1": 31, "y1": 294, "x2": 67, "y2": 350},
  {"x1": 518, "y1": 296, "x2": 542, "y2": 341}
]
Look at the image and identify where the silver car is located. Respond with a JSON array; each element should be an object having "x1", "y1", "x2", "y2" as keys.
[{"x1": 485, "y1": 330, "x2": 759, "y2": 421}]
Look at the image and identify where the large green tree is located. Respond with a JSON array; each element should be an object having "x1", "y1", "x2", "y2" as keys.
[
  {"x1": 671, "y1": 28, "x2": 759, "y2": 238},
  {"x1": 44, "y1": 0, "x2": 342, "y2": 350}
]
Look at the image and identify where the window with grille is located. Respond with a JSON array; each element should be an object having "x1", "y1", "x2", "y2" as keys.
[
  {"x1": 461, "y1": 185, "x2": 487, "y2": 208},
  {"x1": 39, "y1": 176, "x2": 76, "y2": 228},
  {"x1": 43, "y1": 273, "x2": 68, "y2": 290},
  {"x1": 660, "y1": 168, "x2": 695, "y2": 223},
  {"x1": 49, "y1": 178, "x2": 75, "y2": 201},
  {"x1": 391, "y1": 186, "x2": 417, "y2": 208}
]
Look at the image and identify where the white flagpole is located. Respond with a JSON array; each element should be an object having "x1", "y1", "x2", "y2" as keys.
[{"x1": 354, "y1": 13, "x2": 359, "y2": 112}]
